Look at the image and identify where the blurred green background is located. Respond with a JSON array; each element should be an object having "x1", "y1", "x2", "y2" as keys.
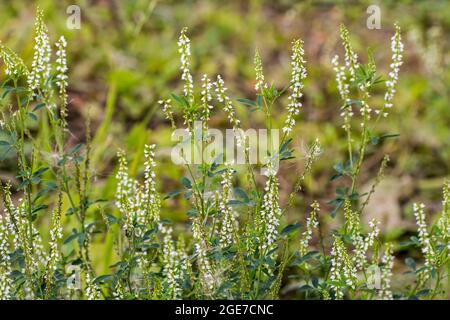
[{"x1": 0, "y1": 0, "x2": 449, "y2": 275}]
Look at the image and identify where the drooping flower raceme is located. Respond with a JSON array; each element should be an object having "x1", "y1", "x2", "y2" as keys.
[
  {"x1": 283, "y1": 39, "x2": 307, "y2": 134},
  {"x1": 28, "y1": 8, "x2": 52, "y2": 93}
]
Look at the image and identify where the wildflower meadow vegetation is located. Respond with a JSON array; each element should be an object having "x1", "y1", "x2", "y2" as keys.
[{"x1": 0, "y1": 3, "x2": 449, "y2": 301}]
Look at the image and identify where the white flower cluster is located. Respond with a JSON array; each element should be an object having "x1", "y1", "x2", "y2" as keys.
[
  {"x1": 143, "y1": 144, "x2": 161, "y2": 224},
  {"x1": 47, "y1": 203, "x2": 63, "y2": 274},
  {"x1": 161, "y1": 226, "x2": 184, "y2": 299},
  {"x1": 55, "y1": 36, "x2": 68, "y2": 95},
  {"x1": 201, "y1": 74, "x2": 213, "y2": 124},
  {"x1": 437, "y1": 181, "x2": 449, "y2": 250},
  {"x1": 299, "y1": 201, "x2": 319, "y2": 256},
  {"x1": 178, "y1": 27, "x2": 194, "y2": 104},
  {"x1": 0, "y1": 43, "x2": 28, "y2": 78},
  {"x1": 413, "y1": 203, "x2": 436, "y2": 269},
  {"x1": 115, "y1": 145, "x2": 160, "y2": 237},
  {"x1": 85, "y1": 272, "x2": 101, "y2": 300},
  {"x1": 0, "y1": 214, "x2": 12, "y2": 300},
  {"x1": 340, "y1": 25, "x2": 360, "y2": 83},
  {"x1": 218, "y1": 167, "x2": 237, "y2": 249},
  {"x1": 158, "y1": 99, "x2": 175, "y2": 128},
  {"x1": 214, "y1": 75, "x2": 243, "y2": 146},
  {"x1": 283, "y1": 39, "x2": 307, "y2": 134},
  {"x1": 116, "y1": 151, "x2": 140, "y2": 234},
  {"x1": 113, "y1": 281, "x2": 125, "y2": 300},
  {"x1": 330, "y1": 236, "x2": 357, "y2": 299},
  {"x1": 353, "y1": 219, "x2": 380, "y2": 270},
  {"x1": 1, "y1": 186, "x2": 47, "y2": 279},
  {"x1": 378, "y1": 244, "x2": 394, "y2": 300},
  {"x1": 382, "y1": 24, "x2": 403, "y2": 117},
  {"x1": 259, "y1": 173, "x2": 282, "y2": 254},
  {"x1": 331, "y1": 55, "x2": 350, "y2": 102},
  {"x1": 344, "y1": 199, "x2": 360, "y2": 235},
  {"x1": 332, "y1": 55, "x2": 353, "y2": 131},
  {"x1": 254, "y1": 49, "x2": 266, "y2": 92},
  {"x1": 192, "y1": 218, "x2": 215, "y2": 292},
  {"x1": 28, "y1": 8, "x2": 52, "y2": 93}
]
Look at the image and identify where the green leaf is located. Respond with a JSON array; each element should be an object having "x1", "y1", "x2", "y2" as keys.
[
  {"x1": 292, "y1": 251, "x2": 319, "y2": 265},
  {"x1": 68, "y1": 143, "x2": 84, "y2": 155},
  {"x1": 236, "y1": 98, "x2": 256, "y2": 107},
  {"x1": 93, "y1": 274, "x2": 113, "y2": 284},
  {"x1": 164, "y1": 189, "x2": 182, "y2": 199},
  {"x1": 187, "y1": 209, "x2": 198, "y2": 218},
  {"x1": 281, "y1": 223, "x2": 301, "y2": 236},
  {"x1": 298, "y1": 284, "x2": 314, "y2": 292},
  {"x1": 32, "y1": 103, "x2": 46, "y2": 112},
  {"x1": 405, "y1": 257, "x2": 416, "y2": 271},
  {"x1": 181, "y1": 176, "x2": 192, "y2": 189},
  {"x1": 380, "y1": 133, "x2": 400, "y2": 140},
  {"x1": 171, "y1": 93, "x2": 189, "y2": 108},
  {"x1": 64, "y1": 232, "x2": 80, "y2": 245},
  {"x1": 234, "y1": 187, "x2": 250, "y2": 203}
]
